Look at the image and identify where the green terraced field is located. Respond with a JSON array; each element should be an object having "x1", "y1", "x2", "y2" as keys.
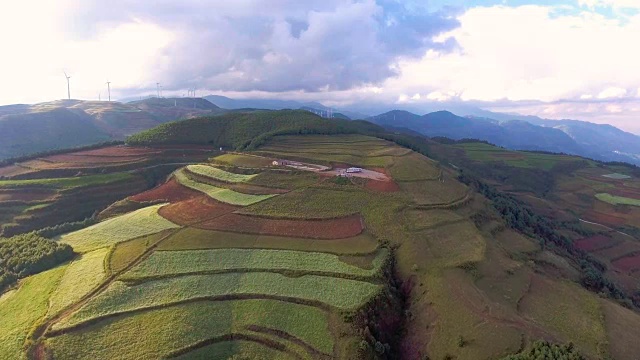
[
  {"x1": 122, "y1": 248, "x2": 388, "y2": 280},
  {"x1": 49, "y1": 248, "x2": 109, "y2": 315},
  {"x1": 157, "y1": 227, "x2": 379, "y2": 255},
  {"x1": 186, "y1": 164, "x2": 258, "y2": 183},
  {"x1": 174, "y1": 169, "x2": 275, "y2": 206},
  {"x1": 55, "y1": 273, "x2": 381, "y2": 330},
  {"x1": 58, "y1": 204, "x2": 180, "y2": 253},
  {"x1": 0, "y1": 265, "x2": 67, "y2": 359},
  {"x1": 48, "y1": 300, "x2": 331, "y2": 360},
  {"x1": 238, "y1": 187, "x2": 371, "y2": 219},
  {"x1": 0, "y1": 172, "x2": 134, "y2": 189},
  {"x1": 595, "y1": 193, "x2": 640, "y2": 207}
]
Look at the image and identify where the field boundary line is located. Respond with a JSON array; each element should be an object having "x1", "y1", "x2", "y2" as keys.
[
  {"x1": 245, "y1": 325, "x2": 333, "y2": 360},
  {"x1": 48, "y1": 295, "x2": 336, "y2": 336}
]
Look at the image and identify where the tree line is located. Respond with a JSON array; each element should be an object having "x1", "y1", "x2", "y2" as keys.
[{"x1": 0, "y1": 233, "x2": 74, "y2": 293}]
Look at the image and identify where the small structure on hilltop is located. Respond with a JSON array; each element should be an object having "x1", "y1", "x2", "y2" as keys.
[
  {"x1": 272, "y1": 160, "x2": 290, "y2": 166},
  {"x1": 346, "y1": 167, "x2": 362, "y2": 173}
]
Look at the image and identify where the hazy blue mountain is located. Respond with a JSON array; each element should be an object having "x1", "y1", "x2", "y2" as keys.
[{"x1": 367, "y1": 110, "x2": 640, "y2": 164}]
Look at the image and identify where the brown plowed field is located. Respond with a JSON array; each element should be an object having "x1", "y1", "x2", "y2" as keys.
[
  {"x1": 45, "y1": 154, "x2": 147, "y2": 164},
  {"x1": 129, "y1": 179, "x2": 200, "y2": 203},
  {"x1": 196, "y1": 213, "x2": 364, "y2": 239},
  {"x1": 612, "y1": 254, "x2": 640, "y2": 272},
  {"x1": 159, "y1": 196, "x2": 240, "y2": 225},
  {"x1": 574, "y1": 235, "x2": 618, "y2": 252}
]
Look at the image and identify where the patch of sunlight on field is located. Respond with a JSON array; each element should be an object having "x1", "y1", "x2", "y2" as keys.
[
  {"x1": 49, "y1": 248, "x2": 109, "y2": 315},
  {"x1": 58, "y1": 204, "x2": 180, "y2": 253},
  {"x1": 0, "y1": 265, "x2": 67, "y2": 360}
]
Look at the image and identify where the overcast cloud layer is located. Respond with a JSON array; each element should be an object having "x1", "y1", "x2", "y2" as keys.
[{"x1": 1, "y1": 0, "x2": 640, "y2": 132}]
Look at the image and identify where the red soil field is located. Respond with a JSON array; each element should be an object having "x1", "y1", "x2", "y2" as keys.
[
  {"x1": 365, "y1": 179, "x2": 400, "y2": 192},
  {"x1": 612, "y1": 254, "x2": 640, "y2": 272},
  {"x1": 159, "y1": 196, "x2": 239, "y2": 225},
  {"x1": 129, "y1": 179, "x2": 201, "y2": 203},
  {"x1": 583, "y1": 210, "x2": 626, "y2": 227},
  {"x1": 574, "y1": 235, "x2": 617, "y2": 252},
  {"x1": 196, "y1": 213, "x2": 364, "y2": 239}
]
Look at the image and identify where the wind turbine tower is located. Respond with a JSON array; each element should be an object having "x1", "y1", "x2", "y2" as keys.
[
  {"x1": 106, "y1": 81, "x2": 111, "y2": 102},
  {"x1": 156, "y1": 82, "x2": 161, "y2": 98},
  {"x1": 64, "y1": 72, "x2": 71, "y2": 100}
]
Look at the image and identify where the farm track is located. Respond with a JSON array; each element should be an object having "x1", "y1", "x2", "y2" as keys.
[
  {"x1": 245, "y1": 325, "x2": 333, "y2": 360},
  {"x1": 578, "y1": 219, "x2": 635, "y2": 239},
  {"x1": 411, "y1": 192, "x2": 473, "y2": 210}
]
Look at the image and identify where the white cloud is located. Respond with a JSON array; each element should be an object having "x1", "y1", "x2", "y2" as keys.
[
  {"x1": 383, "y1": 5, "x2": 640, "y2": 103},
  {"x1": 580, "y1": 94, "x2": 594, "y2": 99},
  {"x1": 597, "y1": 87, "x2": 627, "y2": 99}
]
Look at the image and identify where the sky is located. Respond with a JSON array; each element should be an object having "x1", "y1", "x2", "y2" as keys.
[{"x1": 1, "y1": 0, "x2": 640, "y2": 133}]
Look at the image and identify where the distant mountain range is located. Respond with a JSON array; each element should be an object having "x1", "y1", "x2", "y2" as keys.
[
  {"x1": 368, "y1": 110, "x2": 640, "y2": 165},
  {"x1": 1, "y1": 95, "x2": 639, "y2": 166},
  {"x1": 0, "y1": 98, "x2": 224, "y2": 159}
]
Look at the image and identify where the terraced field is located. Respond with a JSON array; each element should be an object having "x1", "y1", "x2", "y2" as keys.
[{"x1": 4, "y1": 133, "x2": 640, "y2": 359}]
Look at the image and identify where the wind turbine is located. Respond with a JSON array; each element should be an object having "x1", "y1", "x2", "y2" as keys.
[
  {"x1": 106, "y1": 81, "x2": 111, "y2": 102},
  {"x1": 156, "y1": 82, "x2": 160, "y2": 98},
  {"x1": 64, "y1": 72, "x2": 71, "y2": 100}
]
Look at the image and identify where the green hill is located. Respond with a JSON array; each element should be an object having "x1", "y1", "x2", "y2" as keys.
[{"x1": 126, "y1": 109, "x2": 383, "y2": 150}]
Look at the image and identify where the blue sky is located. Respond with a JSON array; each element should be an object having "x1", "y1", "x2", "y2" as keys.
[{"x1": 1, "y1": 0, "x2": 639, "y2": 132}]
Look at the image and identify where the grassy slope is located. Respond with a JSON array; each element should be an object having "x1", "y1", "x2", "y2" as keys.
[
  {"x1": 174, "y1": 169, "x2": 275, "y2": 206},
  {"x1": 0, "y1": 265, "x2": 67, "y2": 359},
  {"x1": 126, "y1": 110, "x2": 382, "y2": 150},
  {"x1": 58, "y1": 204, "x2": 180, "y2": 253},
  {"x1": 49, "y1": 248, "x2": 108, "y2": 315}
]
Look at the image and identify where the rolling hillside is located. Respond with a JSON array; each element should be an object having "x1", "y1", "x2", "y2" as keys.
[
  {"x1": 2, "y1": 111, "x2": 640, "y2": 359},
  {"x1": 0, "y1": 98, "x2": 224, "y2": 161}
]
